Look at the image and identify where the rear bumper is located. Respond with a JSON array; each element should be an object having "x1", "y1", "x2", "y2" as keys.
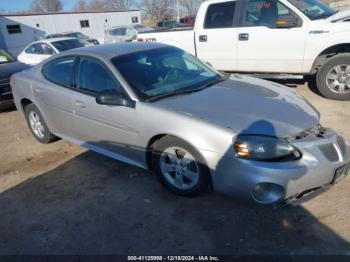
[
  {"x1": 0, "y1": 97, "x2": 14, "y2": 110},
  {"x1": 0, "y1": 78, "x2": 13, "y2": 110}
]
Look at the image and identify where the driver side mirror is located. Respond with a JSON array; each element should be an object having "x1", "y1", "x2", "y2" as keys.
[
  {"x1": 275, "y1": 16, "x2": 301, "y2": 28},
  {"x1": 96, "y1": 91, "x2": 135, "y2": 107}
]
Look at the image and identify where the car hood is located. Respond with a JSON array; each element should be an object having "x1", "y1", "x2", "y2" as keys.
[
  {"x1": 0, "y1": 61, "x2": 30, "y2": 79},
  {"x1": 154, "y1": 75, "x2": 320, "y2": 138},
  {"x1": 327, "y1": 8, "x2": 350, "y2": 22}
]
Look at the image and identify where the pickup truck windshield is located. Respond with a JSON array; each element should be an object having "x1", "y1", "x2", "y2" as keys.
[
  {"x1": 112, "y1": 47, "x2": 221, "y2": 101},
  {"x1": 288, "y1": 0, "x2": 336, "y2": 20}
]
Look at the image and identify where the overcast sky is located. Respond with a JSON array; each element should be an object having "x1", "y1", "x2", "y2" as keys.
[{"x1": 0, "y1": 0, "x2": 76, "y2": 12}]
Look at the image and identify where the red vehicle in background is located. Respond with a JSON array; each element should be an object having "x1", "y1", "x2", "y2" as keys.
[{"x1": 180, "y1": 16, "x2": 196, "y2": 26}]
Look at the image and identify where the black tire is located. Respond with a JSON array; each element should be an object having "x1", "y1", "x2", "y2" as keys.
[
  {"x1": 24, "y1": 104, "x2": 58, "y2": 144},
  {"x1": 316, "y1": 54, "x2": 350, "y2": 100},
  {"x1": 152, "y1": 136, "x2": 211, "y2": 196}
]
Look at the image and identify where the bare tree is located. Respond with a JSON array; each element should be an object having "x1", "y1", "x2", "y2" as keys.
[
  {"x1": 73, "y1": 0, "x2": 89, "y2": 11},
  {"x1": 30, "y1": 0, "x2": 63, "y2": 13},
  {"x1": 178, "y1": 0, "x2": 202, "y2": 16},
  {"x1": 82, "y1": 0, "x2": 135, "y2": 11},
  {"x1": 139, "y1": 0, "x2": 175, "y2": 22}
]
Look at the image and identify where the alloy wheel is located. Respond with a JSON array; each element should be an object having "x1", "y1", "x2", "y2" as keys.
[
  {"x1": 326, "y1": 64, "x2": 350, "y2": 94},
  {"x1": 28, "y1": 111, "x2": 45, "y2": 139},
  {"x1": 160, "y1": 146, "x2": 200, "y2": 190}
]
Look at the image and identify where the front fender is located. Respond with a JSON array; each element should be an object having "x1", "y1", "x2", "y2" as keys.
[
  {"x1": 303, "y1": 30, "x2": 350, "y2": 72},
  {"x1": 136, "y1": 102, "x2": 235, "y2": 158}
]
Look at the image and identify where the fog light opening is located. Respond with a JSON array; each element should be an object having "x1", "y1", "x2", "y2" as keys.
[{"x1": 252, "y1": 183, "x2": 285, "y2": 204}]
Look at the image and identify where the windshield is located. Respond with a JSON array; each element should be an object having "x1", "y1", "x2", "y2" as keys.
[
  {"x1": 134, "y1": 25, "x2": 154, "y2": 32},
  {"x1": 0, "y1": 49, "x2": 16, "y2": 64},
  {"x1": 51, "y1": 39, "x2": 89, "y2": 52},
  {"x1": 112, "y1": 47, "x2": 221, "y2": 101},
  {"x1": 67, "y1": 32, "x2": 89, "y2": 40},
  {"x1": 288, "y1": 0, "x2": 337, "y2": 20}
]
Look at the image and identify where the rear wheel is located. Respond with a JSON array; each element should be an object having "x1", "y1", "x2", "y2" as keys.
[
  {"x1": 152, "y1": 136, "x2": 211, "y2": 196},
  {"x1": 316, "y1": 54, "x2": 350, "y2": 100},
  {"x1": 25, "y1": 104, "x2": 58, "y2": 144}
]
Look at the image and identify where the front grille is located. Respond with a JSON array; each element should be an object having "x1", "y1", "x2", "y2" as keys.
[
  {"x1": 319, "y1": 143, "x2": 339, "y2": 162},
  {"x1": 337, "y1": 136, "x2": 347, "y2": 156},
  {"x1": 0, "y1": 78, "x2": 11, "y2": 96}
]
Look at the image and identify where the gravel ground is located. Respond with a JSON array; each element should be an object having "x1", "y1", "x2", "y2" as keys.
[{"x1": 0, "y1": 83, "x2": 349, "y2": 255}]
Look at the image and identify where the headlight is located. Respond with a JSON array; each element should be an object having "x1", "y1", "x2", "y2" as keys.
[{"x1": 234, "y1": 135, "x2": 301, "y2": 162}]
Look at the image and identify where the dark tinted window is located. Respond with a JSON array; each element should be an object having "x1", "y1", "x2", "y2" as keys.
[
  {"x1": 7, "y1": 25, "x2": 21, "y2": 34},
  {"x1": 51, "y1": 39, "x2": 87, "y2": 52},
  {"x1": 132, "y1": 17, "x2": 138, "y2": 23},
  {"x1": 77, "y1": 58, "x2": 121, "y2": 95},
  {"x1": 42, "y1": 57, "x2": 75, "y2": 87},
  {"x1": 244, "y1": 0, "x2": 299, "y2": 27},
  {"x1": 26, "y1": 43, "x2": 55, "y2": 55},
  {"x1": 204, "y1": 1, "x2": 236, "y2": 28},
  {"x1": 25, "y1": 43, "x2": 42, "y2": 54},
  {"x1": 110, "y1": 28, "x2": 127, "y2": 36},
  {"x1": 80, "y1": 20, "x2": 90, "y2": 28}
]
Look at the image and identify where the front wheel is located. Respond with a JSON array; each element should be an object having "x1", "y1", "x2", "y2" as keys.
[
  {"x1": 316, "y1": 54, "x2": 350, "y2": 100},
  {"x1": 152, "y1": 136, "x2": 211, "y2": 196}
]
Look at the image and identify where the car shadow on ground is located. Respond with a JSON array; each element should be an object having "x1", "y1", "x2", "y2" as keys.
[
  {"x1": 0, "y1": 148, "x2": 349, "y2": 255},
  {"x1": 0, "y1": 105, "x2": 17, "y2": 114}
]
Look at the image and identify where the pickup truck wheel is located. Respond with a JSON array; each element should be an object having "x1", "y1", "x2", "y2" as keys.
[
  {"x1": 152, "y1": 136, "x2": 211, "y2": 196},
  {"x1": 316, "y1": 54, "x2": 350, "y2": 100},
  {"x1": 25, "y1": 104, "x2": 58, "y2": 144}
]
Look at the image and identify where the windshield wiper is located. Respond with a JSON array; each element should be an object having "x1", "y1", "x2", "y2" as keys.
[
  {"x1": 147, "y1": 76, "x2": 227, "y2": 102},
  {"x1": 147, "y1": 87, "x2": 205, "y2": 102}
]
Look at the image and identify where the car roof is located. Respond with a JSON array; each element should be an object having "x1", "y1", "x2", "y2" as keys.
[{"x1": 61, "y1": 42, "x2": 173, "y2": 60}]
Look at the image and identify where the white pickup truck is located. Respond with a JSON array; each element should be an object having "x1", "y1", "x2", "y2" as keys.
[{"x1": 138, "y1": 0, "x2": 350, "y2": 100}]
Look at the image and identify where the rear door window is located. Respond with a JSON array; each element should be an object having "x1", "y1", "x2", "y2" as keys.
[
  {"x1": 42, "y1": 56, "x2": 76, "y2": 87},
  {"x1": 204, "y1": 1, "x2": 236, "y2": 28}
]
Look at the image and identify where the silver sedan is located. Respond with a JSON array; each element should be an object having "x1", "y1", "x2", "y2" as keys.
[{"x1": 11, "y1": 43, "x2": 350, "y2": 205}]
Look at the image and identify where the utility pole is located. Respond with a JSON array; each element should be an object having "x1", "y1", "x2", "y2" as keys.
[{"x1": 175, "y1": 0, "x2": 180, "y2": 20}]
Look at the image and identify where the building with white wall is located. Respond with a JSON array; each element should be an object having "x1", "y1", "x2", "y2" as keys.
[{"x1": 0, "y1": 9, "x2": 141, "y2": 56}]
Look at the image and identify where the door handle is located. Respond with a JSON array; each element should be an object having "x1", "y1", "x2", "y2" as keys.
[
  {"x1": 239, "y1": 33, "x2": 249, "y2": 41},
  {"x1": 74, "y1": 100, "x2": 86, "y2": 108},
  {"x1": 199, "y1": 35, "x2": 207, "y2": 42}
]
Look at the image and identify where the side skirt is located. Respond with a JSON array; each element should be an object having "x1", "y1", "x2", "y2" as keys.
[{"x1": 54, "y1": 133, "x2": 147, "y2": 170}]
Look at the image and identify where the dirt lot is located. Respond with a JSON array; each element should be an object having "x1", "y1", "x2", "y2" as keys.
[{"x1": 0, "y1": 83, "x2": 350, "y2": 255}]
